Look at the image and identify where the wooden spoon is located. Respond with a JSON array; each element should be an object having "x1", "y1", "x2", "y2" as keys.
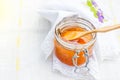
[{"x1": 65, "y1": 24, "x2": 120, "y2": 40}]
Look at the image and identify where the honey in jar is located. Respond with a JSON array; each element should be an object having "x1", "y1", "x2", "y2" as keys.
[{"x1": 54, "y1": 16, "x2": 96, "y2": 67}]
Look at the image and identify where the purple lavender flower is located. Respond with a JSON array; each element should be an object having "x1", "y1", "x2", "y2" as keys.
[
  {"x1": 87, "y1": 0, "x2": 105, "y2": 23},
  {"x1": 97, "y1": 9, "x2": 104, "y2": 23},
  {"x1": 91, "y1": 0, "x2": 98, "y2": 7}
]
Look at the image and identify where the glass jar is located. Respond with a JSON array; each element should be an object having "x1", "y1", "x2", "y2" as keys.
[{"x1": 54, "y1": 15, "x2": 96, "y2": 72}]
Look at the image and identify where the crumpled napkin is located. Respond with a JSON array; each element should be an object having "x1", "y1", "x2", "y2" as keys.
[{"x1": 39, "y1": 0, "x2": 120, "y2": 79}]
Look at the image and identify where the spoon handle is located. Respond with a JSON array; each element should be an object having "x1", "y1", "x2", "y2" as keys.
[
  {"x1": 94, "y1": 24, "x2": 120, "y2": 32},
  {"x1": 76, "y1": 24, "x2": 120, "y2": 39}
]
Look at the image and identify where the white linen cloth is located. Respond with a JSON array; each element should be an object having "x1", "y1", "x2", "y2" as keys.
[{"x1": 39, "y1": 0, "x2": 120, "y2": 79}]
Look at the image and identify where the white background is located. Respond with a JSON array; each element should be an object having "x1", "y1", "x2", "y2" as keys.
[{"x1": 0, "y1": 0, "x2": 120, "y2": 80}]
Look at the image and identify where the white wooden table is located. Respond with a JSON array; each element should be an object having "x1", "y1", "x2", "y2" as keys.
[{"x1": 0, "y1": 0, "x2": 120, "y2": 80}]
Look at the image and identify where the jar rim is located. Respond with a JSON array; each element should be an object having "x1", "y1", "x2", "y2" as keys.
[{"x1": 55, "y1": 15, "x2": 96, "y2": 50}]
